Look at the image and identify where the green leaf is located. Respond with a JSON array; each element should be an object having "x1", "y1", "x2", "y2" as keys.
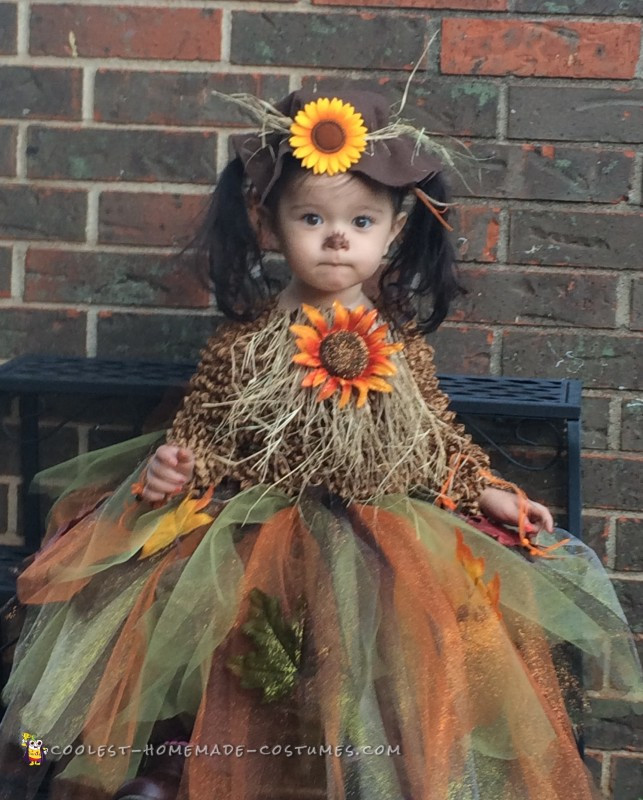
[{"x1": 228, "y1": 588, "x2": 305, "y2": 703}]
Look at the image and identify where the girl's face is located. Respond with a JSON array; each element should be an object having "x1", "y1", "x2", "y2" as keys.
[{"x1": 269, "y1": 171, "x2": 406, "y2": 308}]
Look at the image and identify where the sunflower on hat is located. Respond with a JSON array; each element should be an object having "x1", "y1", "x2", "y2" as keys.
[{"x1": 289, "y1": 98, "x2": 368, "y2": 177}]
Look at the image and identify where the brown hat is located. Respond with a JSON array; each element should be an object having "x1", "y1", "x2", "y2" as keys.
[{"x1": 230, "y1": 89, "x2": 444, "y2": 203}]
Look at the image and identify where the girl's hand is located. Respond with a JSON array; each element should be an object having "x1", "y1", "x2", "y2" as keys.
[
  {"x1": 141, "y1": 444, "x2": 195, "y2": 503},
  {"x1": 478, "y1": 487, "x2": 554, "y2": 535}
]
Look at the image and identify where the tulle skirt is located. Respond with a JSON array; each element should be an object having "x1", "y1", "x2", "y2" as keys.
[{"x1": 0, "y1": 433, "x2": 640, "y2": 800}]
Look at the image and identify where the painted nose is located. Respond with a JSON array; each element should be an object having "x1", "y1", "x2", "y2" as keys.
[{"x1": 323, "y1": 232, "x2": 349, "y2": 251}]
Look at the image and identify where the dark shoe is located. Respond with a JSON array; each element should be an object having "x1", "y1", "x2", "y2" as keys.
[
  {"x1": 111, "y1": 773, "x2": 181, "y2": 800},
  {"x1": 111, "y1": 747, "x2": 184, "y2": 800}
]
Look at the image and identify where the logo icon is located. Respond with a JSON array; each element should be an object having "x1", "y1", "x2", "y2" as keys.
[{"x1": 21, "y1": 732, "x2": 48, "y2": 767}]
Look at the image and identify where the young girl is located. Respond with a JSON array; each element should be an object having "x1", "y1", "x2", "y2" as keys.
[{"x1": 0, "y1": 89, "x2": 640, "y2": 800}]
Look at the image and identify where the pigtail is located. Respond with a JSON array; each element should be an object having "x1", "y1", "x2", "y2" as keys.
[
  {"x1": 380, "y1": 172, "x2": 463, "y2": 334},
  {"x1": 193, "y1": 157, "x2": 275, "y2": 321}
]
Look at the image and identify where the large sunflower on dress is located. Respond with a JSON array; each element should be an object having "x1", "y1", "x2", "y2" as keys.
[
  {"x1": 289, "y1": 97, "x2": 368, "y2": 176},
  {"x1": 290, "y1": 302, "x2": 404, "y2": 409}
]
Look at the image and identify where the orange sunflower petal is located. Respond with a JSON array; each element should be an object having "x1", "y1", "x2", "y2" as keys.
[
  {"x1": 364, "y1": 376, "x2": 393, "y2": 393},
  {"x1": 301, "y1": 367, "x2": 328, "y2": 388},
  {"x1": 364, "y1": 324, "x2": 390, "y2": 345},
  {"x1": 332, "y1": 301, "x2": 350, "y2": 330},
  {"x1": 301, "y1": 304, "x2": 329, "y2": 335},
  {"x1": 292, "y1": 353, "x2": 321, "y2": 367},
  {"x1": 354, "y1": 308, "x2": 379, "y2": 335},
  {"x1": 370, "y1": 362, "x2": 397, "y2": 377},
  {"x1": 349, "y1": 305, "x2": 367, "y2": 327},
  {"x1": 317, "y1": 377, "x2": 339, "y2": 402},
  {"x1": 375, "y1": 342, "x2": 405, "y2": 356},
  {"x1": 338, "y1": 381, "x2": 353, "y2": 408}
]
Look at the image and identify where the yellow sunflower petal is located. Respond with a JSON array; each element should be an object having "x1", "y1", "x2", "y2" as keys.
[
  {"x1": 290, "y1": 122, "x2": 312, "y2": 135},
  {"x1": 289, "y1": 97, "x2": 368, "y2": 176}
]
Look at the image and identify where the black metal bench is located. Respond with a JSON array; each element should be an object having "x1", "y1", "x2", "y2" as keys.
[{"x1": 0, "y1": 354, "x2": 582, "y2": 600}]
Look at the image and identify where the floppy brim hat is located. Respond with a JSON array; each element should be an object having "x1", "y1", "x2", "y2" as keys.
[{"x1": 230, "y1": 89, "x2": 444, "y2": 204}]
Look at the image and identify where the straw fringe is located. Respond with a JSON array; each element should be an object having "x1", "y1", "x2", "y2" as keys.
[{"x1": 170, "y1": 306, "x2": 490, "y2": 509}]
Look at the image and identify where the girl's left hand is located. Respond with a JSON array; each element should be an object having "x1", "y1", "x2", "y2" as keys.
[{"x1": 478, "y1": 487, "x2": 554, "y2": 535}]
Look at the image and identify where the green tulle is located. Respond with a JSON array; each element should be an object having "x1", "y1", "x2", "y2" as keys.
[{"x1": 1, "y1": 436, "x2": 640, "y2": 799}]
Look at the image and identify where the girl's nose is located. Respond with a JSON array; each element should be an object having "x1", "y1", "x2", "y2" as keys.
[{"x1": 323, "y1": 231, "x2": 349, "y2": 251}]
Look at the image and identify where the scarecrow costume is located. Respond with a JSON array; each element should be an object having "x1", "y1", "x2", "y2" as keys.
[{"x1": 0, "y1": 90, "x2": 640, "y2": 800}]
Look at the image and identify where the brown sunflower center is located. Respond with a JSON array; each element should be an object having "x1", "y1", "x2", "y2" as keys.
[
  {"x1": 311, "y1": 121, "x2": 346, "y2": 154},
  {"x1": 319, "y1": 331, "x2": 369, "y2": 379}
]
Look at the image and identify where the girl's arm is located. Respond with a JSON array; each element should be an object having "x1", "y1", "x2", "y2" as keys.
[{"x1": 403, "y1": 325, "x2": 554, "y2": 529}]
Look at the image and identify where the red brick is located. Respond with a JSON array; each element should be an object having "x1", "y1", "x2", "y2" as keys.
[
  {"x1": 585, "y1": 697, "x2": 643, "y2": 750},
  {"x1": 0, "y1": 67, "x2": 81, "y2": 121},
  {"x1": 610, "y1": 755, "x2": 643, "y2": 800},
  {"x1": 98, "y1": 192, "x2": 207, "y2": 247},
  {"x1": 615, "y1": 518, "x2": 643, "y2": 572},
  {"x1": 27, "y1": 127, "x2": 217, "y2": 184},
  {"x1": 582, "y1": 396, "x2": 610, "y2": 450},
  {"x1": 0, "y1": 125, "x2": 15, "y2": 176},
  {"x1": 582, "y1": 516, "x2": 610, "y2": 566},
  {"x1": 0, "y1": 308, "x2": 86, "y2": 359},
  {"x1": 621, "y1": 399, "x2": 643, "y2": 452},
  {"x1": 582, "y1": 453, "x2": 642, "y2": 511},
  {"x1": 441, "y1": 18, "x2": 641, "y2": 80},
  {"x1": 0, "y1": 3, "x2": 16, "y2": 54},
  {"x1": 0, "y1": 186, "x2": 86, "y2": 242},
  {"x1": 231, "y1": 11, "x2": 426, "y2": 70},
  {"x1": 95, "y1": 72, "x2": 289, "y2": 127},
  {"x1": 428, "y1": 325, "x2": 493, "y2": 375},
  {"x1": 455, "y1": 206, "x2": 500, "y2": 263},
  {"x1": 314, "y1": 0, "x2": 506, "y2": 7},
  {"x1": 632, "y1": 277, "x2": 643, "y2": 332},
  {"x1": 509, "y1": 210, "x2": 643, "y2": 270},
  {"x1": 0, "y1": 246, "x2": 10, "y2": 297},
  {"x1": 453, "y1": 143, "x2": 634, "y2": 203},
  {"x1": 301, "y1": 75, "x2": 499, "y2": 138},
  {"x1": 96, "y1": 311, "x2": 218, "y2": 361},
  {"x1": 515, "y1": 0, "x2": 641, "y2": 14},
  {"x1": 30, "y1": 5, "x2": 221, "y2": 61},
  {"x1": 25, "y1": 249, "x2": 209, "y2": 308},
  {"x1": 452, "y1": 268, "x2": 618, "y2": 329},
  {"x1": 502, "y1": 330, "x2": 641, "y2": 390},
  {"x1": 508, "y1": 86, "x2": 643, "y2": 144}
]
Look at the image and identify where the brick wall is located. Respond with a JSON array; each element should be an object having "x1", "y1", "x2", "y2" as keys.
[{"x1": 0, "y1": 1, "x2": 641, "y2": 793}]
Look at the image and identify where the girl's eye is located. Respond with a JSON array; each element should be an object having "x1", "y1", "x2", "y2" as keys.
[
  {"x1": 302, "y1": 213, "x2": 323, "y2": 226},
  {"x1": 353, "y1": 216, "x2": 374, "y2": 229}
]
